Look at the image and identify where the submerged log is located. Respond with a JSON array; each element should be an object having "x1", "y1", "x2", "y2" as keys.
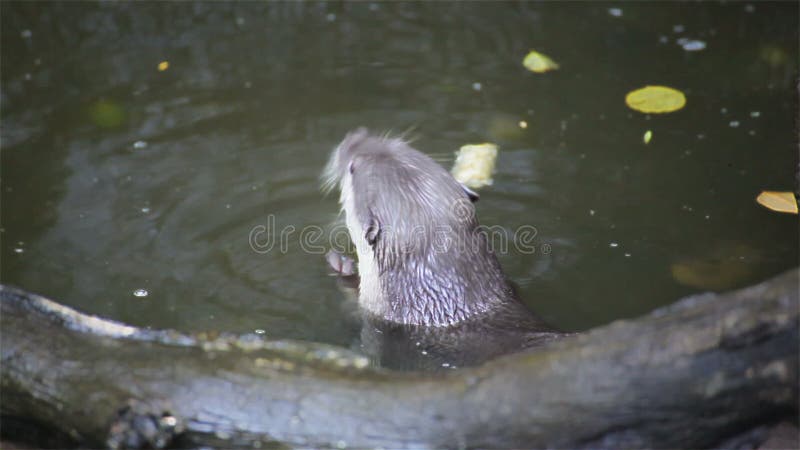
[{"x1": 1, "y1": 269, "x2": 798, "y2": 449}]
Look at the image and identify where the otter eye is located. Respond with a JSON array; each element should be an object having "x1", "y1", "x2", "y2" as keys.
[
  {"x1": 460, "y1": 183, "x2": 479, "y2": 202},
  {"x1": 348, "y1": 161, "x2": 355, "y2": 174}
]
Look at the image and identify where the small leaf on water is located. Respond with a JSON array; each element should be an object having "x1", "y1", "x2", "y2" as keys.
[
  {"x1": 643, "y1": 130, "x2": 653, "y2": 144},
  {"x1": 671, "y1": 242, "x2": 759, "y2": 291},
  {"x1": 89, "y1": 99, "x2": 126, "y2": 129},
  {"x1": 522, "y1": 50, "x2": 559, "y2": 73},
  {"x1": 158, "y1": 60, "x2": 170, "y2": 71},
  {"x1": 756, "y1": 191, "x2": 798, "y2": 214},
  {"x1": 625, "y1": 85, "x2": 686, "y2": 113},
  {"x1": 759, "y1": 45, "x2": 788, "y2": 68}
]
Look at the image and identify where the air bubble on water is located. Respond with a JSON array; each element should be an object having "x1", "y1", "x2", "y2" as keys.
[
  {"x1": 750, "y1": 111, "x2": 760, "y2": 118},
  {"x1": 20, "y1": 29, "x2": 32, "y2": 38},
  {"x1": 14, "y1": 248, "x2": 24, "y2": 254},
  {"x1": 744, "y1": 4, "x2": 755, "y2": 13},
  {"x1": 133, "y1": 140, "x2": 148, "y2": 149},
  {"x1": 133, "y1": 289, "x2": 149, "y2": 298},
  {"x1": 472, "y1": 82, "x2": 482, "y2": 91},
  {"x1": 255, "y1": 329, "x2": 266, "y2": 335},
  {"x1": 609, "y1": 242, "x2": 619, "y2": 248},
  {"x1": 673, "y1": 24, "x2": 685, "y2": 33},
  {"x1": 624, "y1": 253, "x2": 631, "y2": 257},
  {"x1": 608, "y1": 8, "x2": 622, "y2": 17},
  {"x1": 141, "y1": 207, "x2": 151, "y2": 213},
  {"x1": 326, "y1": 13, "x2": 336, "y2": 22},
  {"x1": 225, "y1": 204, "x2": 231, "y2": 209},
  {"x1": 729, "y1": 120, "x2": 740, "y2": 128}
]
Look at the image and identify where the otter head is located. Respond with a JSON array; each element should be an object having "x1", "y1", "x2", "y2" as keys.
[{"x1": 323, "y1": 128, "x2": 514, "y2": 326}]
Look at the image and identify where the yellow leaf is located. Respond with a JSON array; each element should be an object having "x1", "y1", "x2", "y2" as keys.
[
  {"x1": 88, "y1": 99, "x2": 126, "y2": 129},
  {"x1": 522, "y1": 50, "x2": 559, "y2": 73},
  {"x1": 452, "y1": 143, "x2": 498, "y2": 189},
  {"x1": 158, "y1": 61, "x2": 170, "y2": 71},
  {"x1": 643, "y1": 130, "x2": 652, "y2": 144},
  {"x1": 671, "y1": 258, "x2": 751, "y2": 291},
  {"x1": 625, "y1": 85, "x2": 686, "y2": 113},
  {"x1": 759, "y1": 45, "x2": 788, "y2": 68},
  {"x1": 671, "y1": 242, "x2": 759, "y2": 291},
  {"x1": 756, "y1": 191, "x2": 798, "y2": 214}
]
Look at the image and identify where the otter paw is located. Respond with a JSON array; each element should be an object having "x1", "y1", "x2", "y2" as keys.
[
  {"x1": 326, "y1": 250, "x2": 357, "y2": 276},
  {"x1": 106, "y1": 399, "x2": 183, "y2": 450}
]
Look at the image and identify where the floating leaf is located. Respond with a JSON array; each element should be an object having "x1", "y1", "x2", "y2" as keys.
[
  {"x1": 625, "y1": 85, "x2": 686, "y2": 114},
  {"x1": 759, "y1": 45, "x2": 788, "y2": 68},
  {"x1": 756, "y1": 191, "x2": 798, "y2": 214},
  {"x1": 89, "y1": 99, "x2": 126, "y2": 129},
  {"x1": 671, "y1": 242, "x2": 759, "y2": 291},
  {"x1": 522, "y1": 50, "x2": 559, "y2": 73},
  {"x1": 158, "y1": 60, "x2": 170, "y2": 71},
  {"x1": 643, "y1": 130, "x2": 652, "y2": 144},
  {"x1": 452, "y1": 143, "x2": 498, "y2": 189}
]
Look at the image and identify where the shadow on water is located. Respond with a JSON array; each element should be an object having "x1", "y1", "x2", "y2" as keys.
[{"x1": 1, "y1": 2, "x2": 797, "y2": 348}]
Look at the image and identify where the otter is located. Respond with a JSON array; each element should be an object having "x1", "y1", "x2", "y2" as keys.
[{"x1": 322, "y1": 128, "x2": 564, "y2": 370}]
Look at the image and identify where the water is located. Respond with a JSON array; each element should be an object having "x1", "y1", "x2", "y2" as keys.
[{"x1": 2, "y1": 2, "x2": 797, "y2": 348}]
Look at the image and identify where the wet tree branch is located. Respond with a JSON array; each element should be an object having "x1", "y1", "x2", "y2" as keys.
[{"x1": 1, "y1": 269, "x2": 797, "y2": 449}]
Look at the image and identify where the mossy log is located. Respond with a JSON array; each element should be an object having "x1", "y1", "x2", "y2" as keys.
[{"x1": 1, "y1": 269, "x2": 798, "y2": 449}]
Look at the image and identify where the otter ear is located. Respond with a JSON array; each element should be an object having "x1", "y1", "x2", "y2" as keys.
[
  {"x1": 365, "y1": 216, "x2": 381, "y2": 247},
  {"x1": 460, "y1": 183, "x2": 480, "y2": 203}
]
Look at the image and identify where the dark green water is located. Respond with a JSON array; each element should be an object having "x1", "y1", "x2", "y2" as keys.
[{"x1": 2, "y1": 2, "x2": 797, "y2": 348}]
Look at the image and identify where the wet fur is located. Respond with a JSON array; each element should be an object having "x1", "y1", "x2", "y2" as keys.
[{"x1": 323, "y1": 128, "x2": 546, "y2": 328}]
